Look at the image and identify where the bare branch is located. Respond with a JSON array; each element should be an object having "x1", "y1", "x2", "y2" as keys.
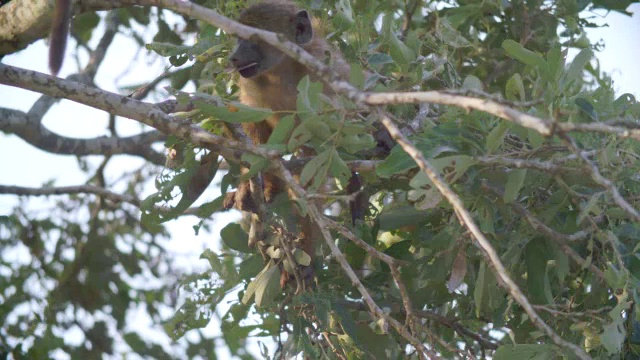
[
  {"x1": 0, "y1": 63, "x2": 277, "y2": 163},
  {"x1": 476, "y1": 155, "x2": 579, "y2": 174},
  {"x1": 365, "y1": 91, "x2": 553, "y2": 136},
  {"x1": 0, "y1": 107, "x2": 166, "y2": 165},
  {"x1": 324, "y1": 217, "x2": 406, "y2": 267},
  {"x1": 414, "y1": 310, "x2": 499, "y2": 350},
  {"x1": 0, "y1": 0, "x2": 132, "y2": 56},
  {"x1": 0, "y1": 184, "x2": 140, "y2": 206},
  {"x1": 557, "y1": 121, "x2": 640, "y2": 141}
]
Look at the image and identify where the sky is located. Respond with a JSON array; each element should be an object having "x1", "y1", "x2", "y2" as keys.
[{"x1": 0, "y1": 3, "x2": 639, "y2": 359}]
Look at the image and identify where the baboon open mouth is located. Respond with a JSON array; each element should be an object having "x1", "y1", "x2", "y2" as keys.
[{"x1": 237, "y1": 62, "x2": 259, "y2": 78}]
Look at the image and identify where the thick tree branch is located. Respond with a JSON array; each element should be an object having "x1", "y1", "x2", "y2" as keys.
[
  {"x1": 0, "y1": 12, "x2": 166, "y2": 163},
  {"x1": 0, "y1": 184, "x2": 140, "y2": 206},
  {"x1": 0, "y1": 0, "x2": 129, "y2": 55},
  {"x1": 0, "y1": 107, "x2": 166, "y2": 165},
  {"x1": 364, "y1": 92, "x2": 553, "y2": 135},
  {"x1": 0, "y1": 0, "x2": 59, "y2": 55},
  {"x1": 0, "y1": 63, "x2": 276, "y2": 164}
]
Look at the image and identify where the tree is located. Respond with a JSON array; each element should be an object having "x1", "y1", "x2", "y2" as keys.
[{"x1": 1, "y1": 0, "x2": 640, "y2": 358}]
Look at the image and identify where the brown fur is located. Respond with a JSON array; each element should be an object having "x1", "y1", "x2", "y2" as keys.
[
  {"x1": 227, "y1": 1, "x2": 350, "y2": 282},
  {"x1": 49, "y1": 0, "x2": 71, "y2": 76}
]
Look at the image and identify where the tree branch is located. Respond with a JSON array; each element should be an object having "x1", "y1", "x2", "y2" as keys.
[
  {"x1": 0, "y1": 107, "x2": 166, "y2": 165},
  {"x1": 0, "y1": 63, "x2": 276, "y2": 164},
  {"x1": 0, "y1": 184, "x2": 140, "y2": 206}
]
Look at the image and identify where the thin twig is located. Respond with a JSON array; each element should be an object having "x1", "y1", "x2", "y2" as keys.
[
  {"x1": 558, "y1": 132, "x2": 640, "y2": 222},
  {"x1": 0, "y1": 184, "x2": 140, "y2": 206},
  {"x1": 480, "y1": 182, "x2": 605, "y2": 281}
]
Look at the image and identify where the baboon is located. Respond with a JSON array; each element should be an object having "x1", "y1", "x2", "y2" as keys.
[{"x1": 225, "y1": 0, "x2": 351, "y2": 285}]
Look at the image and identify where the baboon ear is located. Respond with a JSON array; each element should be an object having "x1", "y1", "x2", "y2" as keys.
[{"x1": 294, "y1": 10, "x2": 313, "y2": 44}]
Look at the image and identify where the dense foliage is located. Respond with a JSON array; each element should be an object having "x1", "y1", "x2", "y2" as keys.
[{"x1": 2, "y1": 0, "x2": 640, "y2": 359}]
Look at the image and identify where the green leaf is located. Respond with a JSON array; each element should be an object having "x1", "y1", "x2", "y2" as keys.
[
  {"x1": 410, "y1": 155, "x2": 475, "y2": 188},
  {"x1": 601, "y1": 322, "x2": 625, "y2": 354},
  {"x1": 525, "y1": 238, "x2": 552, "y2": 304},
  {"x1": 292, "y1": 317, "x2": 319, "y2": 357},
  {"x1": 329, "y1": 149, "x2": 352, "y2": 185},
  {"x1": 378, "y1": 205, "x2": 431, "y2": 231},
  {"x1": 562, "y1": 48, "x2": 593, "y2": 90},
  {"x1": 445, "y1": 4, "x2": 483, "y2": 28},
  {"x1": 240, "y1": 153, "x2": 269, "y2": 180},
  {"x1": 265, "y1": 246, "x2": 283, "y2": 260},
  {"x1": 220, "y1": 223, "x2": 250, "y2": 253},
  {"x1": 603, "y1": 262, "x2": 627, "y2": 289},
  {"x1": 462, "y1": 75, "x2": 483, "y2": 90},
  {"x1": 123, "y1": 332, "x2": 147, "y2": 354},
  {"x1": 300, "y1": 149, "x2": 331, "y2": 190},
  {"x1": 377, "y1": 144, "x2": 417, "y2": 177},
  {"x1": 164, "y1": 300, "x2": 210, "y2": 340},
  {"x1": 503, "y1": 169, "x2": 527, "y2": 203},
  {"x1": 527, "y1": 128, "x2": 544, "y2": 148},
  {"x1": 613, "y1": 93, "x2": 637, "y2": 114},
  {"x1": 437, "y1": 19, "x2": 472, "y2": 48},
  {"x1": 368, "y1": 53, "x2": 394, "y2": 66},
  {"x1": 253, "y1": 263, "x2": 281, "y2": 307},
  {"x1": 293, "y1": 248, "x2": 311, "y2": 266},
  {"x1": 239, "y1": 254, "x2": 265, "y2": 279},
  {"x1": 486, "y1": 121, "x2": 512, "y2": 153},
  {"x1": 297, "y1": 76, "x2": 322, "y2": 113},
  {"x1": 72, "y1": 13, "x2": 100, "y2": 43},
  {"x1": 200, "y1": 248, "x2": 223, "y2": 273},
  {"x1": 339, "y1": 122, "x2": 367, "y2": 136},
  {"x1": 341, "y1": 133, "x2": 376, "y2": 154},
  {"x1": 333, "y1": 305, "x2": 364, "y2": 350},
  {"x1": 195, "y1": 101, "x2": 272, "y2": 123},
  {"x1": 145, "y1": 42, "x2": 190, "y2": 57},
  {"x1": 288, "y1": 123, "x2": 313, "y2": 151},
  {"x1": 575, "y1": 97, "x2": 598, "y2": 121},
  {"x1": 502, "y1": 40, "x2": 550, "y2": 80},
  {"x1": 334, "y1": 0, "x2": 355, "y2": 30},
  {"x1": 349, "y1": 63, "x2": 365, "y2": 89},
  {"x1": 546, "y1": 43, "x2": 564, "y2": 82},
  {"x1": 169, "y1": 65, "x2": 190, "y2": 86},
  {"x1": 242, "y1": 261, "x2": 273, "y2": 305},
  {"x1": 302, "y1": 115, "x2": 332, "y2": 140},
  {"x1": 474, "y1": 262, "x2": 487, "y2": 318},
  {"x1": 505, "y1": 73, "x2": 526, "y2": 101},
  {"x1": 553, "y1": 245, "x2": 570, "y2": 284},
  {"x1": 389, "y1": 31, "x2": 417, "y2": 65},
  {"x1": 405, "y1": 30, "x2": 422, "y2": 56},
  {"x1": 352, "y1": 324, "x2": 395, "y2": 358},
  {"x1": 577, "y1": 193, "x2": 601, "y2": 224}
]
